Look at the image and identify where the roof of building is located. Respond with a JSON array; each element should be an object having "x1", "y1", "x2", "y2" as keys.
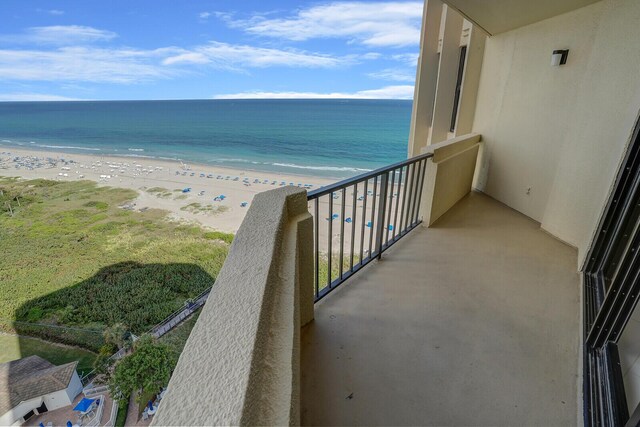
[{"x1": 0, "y1": 355, "x2": 78, "y2": 415}]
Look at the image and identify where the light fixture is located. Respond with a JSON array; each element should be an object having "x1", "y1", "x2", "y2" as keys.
[{"x1": 551, "y1": 49, "x2": 569, "y2": 66}]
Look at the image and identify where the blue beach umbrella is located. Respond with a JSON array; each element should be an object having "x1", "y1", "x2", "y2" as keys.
[{"x1": 73, "y1": 398, "x2": 95, "y2": 412}]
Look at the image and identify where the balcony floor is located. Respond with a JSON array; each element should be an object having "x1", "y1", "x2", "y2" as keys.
[{"x1": 301, "y1": 192, "x2": 580, "y2": 426}]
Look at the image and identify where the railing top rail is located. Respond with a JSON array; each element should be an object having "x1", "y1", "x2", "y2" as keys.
[{"x1": 307, "y1": 152, "x2": 433, "y2": 200}]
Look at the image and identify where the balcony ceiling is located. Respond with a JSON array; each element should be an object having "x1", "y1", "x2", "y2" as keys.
[{"x1": 443, "y1": 0, "x2": 601, "y2": 35}]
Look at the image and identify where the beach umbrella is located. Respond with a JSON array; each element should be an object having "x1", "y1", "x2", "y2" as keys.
[{"x1": 73, "y1": 398, "x2": 95, "y2": 412}]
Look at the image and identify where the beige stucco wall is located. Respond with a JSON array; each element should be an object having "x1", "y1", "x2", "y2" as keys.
[
  {"x1": 420, "y1": 133, "x2": 481, "y2": 225},
  {"x1": 152, "y1": 186, "x2": 313, "y2": 426},
  {"x1": 472, "y1": 0, "x2": 640, "y2": 267}
]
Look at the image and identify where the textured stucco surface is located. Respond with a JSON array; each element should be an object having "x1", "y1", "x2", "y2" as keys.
[
  {"x1": 153, "y1": 186, "x2": 312, "y2": 426},
  {"x1": 301, "y1": 192, "x2": 580, "y2": 426},
  {"x1": 472, "y1": 0, "x2": 640, "y2": 267},
  {"x1": 420, "y1": 134, "x2": 480, "y2": 225}
]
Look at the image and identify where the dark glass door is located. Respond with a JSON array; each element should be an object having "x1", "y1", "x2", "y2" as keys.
[{"x1": 584, "y1": 115, "x2": 640, "y2": 427}]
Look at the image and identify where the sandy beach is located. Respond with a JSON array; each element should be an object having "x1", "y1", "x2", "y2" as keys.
[
  {"x1": 0, "y1": 146, "x2": 411, "y2": 265},
  {"x1": 0, "y1": 147, "x2": 334, "y2": 233}
]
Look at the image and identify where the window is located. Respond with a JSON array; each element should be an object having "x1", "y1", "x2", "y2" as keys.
[
  {"x1": 23, "y1": 410, "x2": 35, "y2": 421},
  {"x1": 450, "y1": 45, "x2": 467, "y2": 133},
  {"x1": 37, "y1": 402, "x2": 48, "y2": 414}
]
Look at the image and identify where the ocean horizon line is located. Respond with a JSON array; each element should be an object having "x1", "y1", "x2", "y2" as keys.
[{"x1": 0, "y1": 98, "x2": 414, "y2": 103}]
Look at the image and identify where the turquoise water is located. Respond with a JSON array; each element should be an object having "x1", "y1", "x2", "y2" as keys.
[{"x1": 0, "y1": 99, "x2": 412, "y2": 178}]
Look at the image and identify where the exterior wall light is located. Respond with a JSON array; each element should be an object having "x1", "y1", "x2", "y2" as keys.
[{"x1": 551, "y1": 49, "x2": 569, "y2": 66}]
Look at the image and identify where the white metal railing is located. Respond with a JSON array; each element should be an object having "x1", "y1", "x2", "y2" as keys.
[
  {"x1": 84, "y1": 395, "x2": 105, "y2": 427},
  {"x1": 103, "y1": 400, "x2": 118, "y2": 427},
  {"x1": 83, "y1": 383, "x2": 109, "y2": 397}
]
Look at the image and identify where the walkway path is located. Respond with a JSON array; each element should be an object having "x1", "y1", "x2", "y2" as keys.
[{"x1": 149, "y1": 288, "x2": 210, "y2": 339}]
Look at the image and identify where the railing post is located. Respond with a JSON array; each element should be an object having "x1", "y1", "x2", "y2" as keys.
[{"x1": 375, "y1": 172, "x2": 389, "y2": 259}]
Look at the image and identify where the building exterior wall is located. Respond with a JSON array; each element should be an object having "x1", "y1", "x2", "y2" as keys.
[
  {"x1": 65, "y1": 371, "x2": 83, "y2": 403},
  {"x1": 472, "y1": 0, "x2": 640, "y2": 267},
  {"x1": 0, "y1": 397, "x2": 42, "y2": 426},
  {"x1": 42, "y1": 388, "x2": 73, "y2": 411},
  {"x1": 0, "y1": 390, "x2": 70, "y2": 426},
  {"x1": 0, "y1": 375, "x2": 79, "y2": 426},
  {"x1": 408, "y1": 3, "x2": 484, "y2": 155}
]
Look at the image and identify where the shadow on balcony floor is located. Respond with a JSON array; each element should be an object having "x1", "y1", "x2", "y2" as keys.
[{"x1": 301, "y1": 191, "x2": 580, "y2": 426}]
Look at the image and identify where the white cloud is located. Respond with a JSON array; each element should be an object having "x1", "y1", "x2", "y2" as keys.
[
  {"x1": 224, "y1": 2, "x2": 423, "y2": 47},
  {"x1": 0, "y1": 25, "x2": 117, "y2": 45},
  {"x1": 162, "y1": 52, "x2": 210, "y2": 65},
  {"x1": 36, "y1": 9, "x2": 65, "y2": 16},
  {"x1": 199, "y1": 12, "x2": 211, "y2": 19},
  {"x1": 367, "y1": 68, "x2": 415, "y2": 82},
  {"x1": 0, "y1": 93, "x2": 82, "y2": 102},
  {"x1": 162, "y1": 42, "x2": 355, "y2": 69},
  {"x1": 0, "y1": 40, "x2": 358, "y2": 84},
  {"x1": 0, "y1": 47, "x2": 177, "y2": 83},
  {"x1": 214, "y1": 85, "x2": 414, "y2": 99},
  {"x1": 391, "y1": 52, "x2": 419, "y2": 66}
]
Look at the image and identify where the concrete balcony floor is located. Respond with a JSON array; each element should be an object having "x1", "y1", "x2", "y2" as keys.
[{"x1": 301, "y1": 192, "x2": 580, "y2": 426}]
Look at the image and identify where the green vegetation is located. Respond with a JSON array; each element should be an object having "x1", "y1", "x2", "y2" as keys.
[
  {"x1": 180, "y1": 202, "x2": 229, "y2": 215},
  {"x1": 145, "y1": 187, "x2": 172, "y2": 198},
  {"x1": 0, "y1": 177, "x2": 230, "y2": 350},
  {"x1": 103, "y1": 323, "x2": 128, "y2": 350},
  {"x1": 159, "y1": 309, "x2": 201, "y2": 362},
  {"x1": 203, "y1": 230, "x2": 234, "y2": 244},
  {"x1": 0, "y1": 333, "x2": 96, "y2": 376},
  {"x1": 110, "y1": 335, "x2": 173, "y2": 405},
  {"x1": 115, "y1": 396, "x2": 129, "y2": 427},
  {"x1": 317, "y1": 253, "x2": 361, "y2": 291}
]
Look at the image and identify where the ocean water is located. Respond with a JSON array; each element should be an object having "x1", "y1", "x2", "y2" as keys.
[{"x1": 0, "y1": 99, "x2": 412, "y2": 178}]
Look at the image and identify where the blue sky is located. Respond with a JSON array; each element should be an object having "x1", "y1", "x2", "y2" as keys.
[{"x1": 0, "y1": 0, "x2": 422, "y2": 101}]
